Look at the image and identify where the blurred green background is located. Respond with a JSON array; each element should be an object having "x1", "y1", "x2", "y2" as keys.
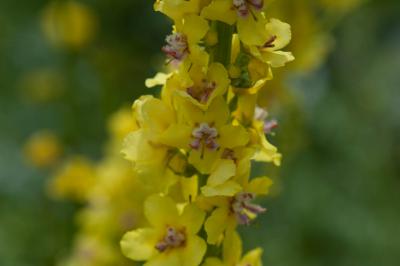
[{"x1": 0, "y1": 0, "x2": 399, "y2": 265}]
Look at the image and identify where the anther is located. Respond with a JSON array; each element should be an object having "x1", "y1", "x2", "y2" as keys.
[
  {"x1": 190, "y1": 123, "x2": 219, "y2": 151},
  {"x1": 231, "y1": 192, "x2": 266, "y2": 225},
  {"x1": 162, "y1": 33, "x2": 188, "y2": 61},
  {"x1": 155, "y1": 227, "x2": 186, "y2": 252}
]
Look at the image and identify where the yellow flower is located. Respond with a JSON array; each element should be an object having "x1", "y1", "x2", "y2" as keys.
[
  {"x1": 24, "y1": 130, "x2": 62, "y2": 168},
  {"x1": 201, "y1": 0, "x2": 269, "y2": 46},
  {"x1": 122, "y1": 96, "x2": 179, "y2": 192},
  {"x1": 60, "y1": 236, "x2": 116, "y2": 266},
  {"x1": 121, "y1": 194, "x2": 206, "y2": 266},
  {"x1": 146, "y1": 72, "x2": 172, "y2": 88},
  {"x1": 164, "y1": 62, "x2": 230, "y2": 110},
  {"x1": 159, "y1": 96, "x2": 249, "y2": 174},
  {"x1": 250, "y1": 128, "x2": 282, "y2": 166},
  {"x1": 163, "y1": 14, "x2": 210, "y2": 66},
  {"x1": 229, "y1": 34, "x2": 272, "y2": 91},
  {"x1": 48, "y1": 156, "x2": 96, "y2": 202},
  {"x1": 201, "y1": 147, "x2": 254, "y2": 197},
  {"x1": 233, "y1": 94, "x2": 282, "y2": 166},
  {"x1": 107, "y1": 107, "x2": 137, "y2": 143},
  {"x1": 154, "y1": 0, "x2": 204, "y2": 23},
  {"x1": 204, "y1": 176, "x2": 272, "y2": 244},
  {"x1": 248, "y1": 18, "x2": 294, "y2": 68},
  {"x1": 203, "y1": 231, "x2": 263, "y2": 266},
  {"x1": 41, "y1": 1, "x2": 97, "y2": 49}
]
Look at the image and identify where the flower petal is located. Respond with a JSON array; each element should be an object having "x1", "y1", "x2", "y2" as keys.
[
  {"x1": 205, "y1": 207, "x2": 229, "y2": 244},
  {"x1": 241, "y1": 248, "x2": 263, "y2": 266},
  {"x1": 145, "y1": 72, "x2": 170, "y2": 88},
  {"x1": 183, "y1": 14, "x2": 209, "y2": 43},
  {"x1": 180, "y1": 203, "x2": 205, "y2": 234},
  {"x1": 246, "y1": 176, "x2": 273, "y2": 195},
  {"x1": 207, "y1": 63, "x2": 230, "y2": 102},
  {"x1": 260, "y1": 51, "x2": 295, "y2": 68},
  {"x1": 207, "y1": 159, "x2": 236, "y2": 187},
  {"x1": 120, "y1": 228, "x2": 158, "y2": 261},
  {"x1": 218, "y1": 124, "x2": 249, "y2": 148},
  {"x1": 144, "y1": 251, "x2": 181, "y2": 266},
  {"x1": 188, "y1": 149, "x2": 219, "y2": 174},
  {"x1": 237, "y1": 15, "x2": 267, "y2": 46},
  {"x1": 180, "y1": 235, "x2": 207, "y2": 266},
  {"x1": 223, "y1": 230, "x2": 242, "y2": 265},
  {"x1": 189, "y1": 44, "x2": 209, "y2": 67},
  {"x1": 180, "y1": 175, "x2": 198, "y2": 202},
  {"x1": 158, "y1": 124, "x2": 193, "y2": 149},
  {"x1": 264, "y1": 18, "x2": 291, "y2": 50},
  {"x1": 144, "y1": 194, "x2": 179, "y2": 227},
  {"x1": 201, "y1": 0, "x2": 236, "y2": 25},
  {"x1": 202, "y1": 180, "x2": 242, "y2": 197},
  {"x1": 252, "y1": 131, "x2": 281, "y2": 166},
  {"x1": 204, "y1": 96, "x2": 230, "y2": 127},
  {"x1": 122, "y1": 130, "x2": 168, "y2": 165}
]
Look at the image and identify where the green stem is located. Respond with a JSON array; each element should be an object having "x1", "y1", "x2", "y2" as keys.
[{"x1": 214, "y1": 21, "x2": 233, "y2": 67}]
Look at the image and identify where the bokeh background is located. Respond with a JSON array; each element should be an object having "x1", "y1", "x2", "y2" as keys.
[{"x1": 0, "y1": 0, "x2": 399, "y2": 265}]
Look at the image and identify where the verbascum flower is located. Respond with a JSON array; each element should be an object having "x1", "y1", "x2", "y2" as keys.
[
  {"x1": 48, "y1": 156, "x2": 96, "y2": 202},
  {"x1": 163, "y1": 14, "x2": 210, "y2": 67},
  {"x1": 154, "y1": 0, "x2": 204, "y2": 23},
  {"x1": 159, "y1": 96, "x2": 249, "y2": 174},
  {"x1": 204, "y1": 176, "x2": 272, "y2": 244},
  {"x1": 41, "y1": 1, "x2": 97, "y2": 50},
  {"x1": 51, "y1": 108, "x2": 151, "y2": 266},
  {"x1": 121, "y1": 195, "x2": 206, "y2": 266},
  {"x1": 24, "y1": 130, "x2": 62, "y2": 168},
  {"x1": 201, "y1": 0, "x2": 269, "y2": 46},
  {"x1": 164, "y1": 63, "x2": 230, "y2": 109},
  {"x1": 247, "y1": 18, "x2": 294, "y2": 68}
]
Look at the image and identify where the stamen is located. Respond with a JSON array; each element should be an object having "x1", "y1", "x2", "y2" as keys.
[
  {"x1": 248, "y1": 0, "x2": 264, "y2": 10},
  {"x1": 231, "y1": 192, "x2": 266, "y2": 225},
  {"x1": 254, "y1": 107, "x2": 278, "y2": 134},
  {"x1": 155, "y1": 227, "x2": 186, "y2": 252},
  {"x1": 162, "y1": 33, "x2": 188, "y2": 61},
  {"x1": 233, "y1": 0, "x2": 249, "y2": 18},
  {"x1": 263, "y1": 119, "x2": 278, "y2": 134},
  {"x1": 232, "y1": 0, "x2": 264, "y2": 18},
  {"x1": 254, "y1": 107, "x2": 269, "y2": 121},
  {"x1": 190, "y1": 123, "x2": 219, "y2": 151}
]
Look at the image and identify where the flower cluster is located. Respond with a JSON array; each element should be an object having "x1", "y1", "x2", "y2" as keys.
[
  {"x1": 49, "y1": 108, "x2": 147, "y2": 266},
  {"x1": 120, "y1": 1, "x2": 293, "y2": 265}
]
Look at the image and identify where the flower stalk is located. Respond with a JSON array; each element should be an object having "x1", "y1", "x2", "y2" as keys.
[
  {"x1": 214, "y1": 21, "x2": 233, "y2": 67},
  {"x1": 119, "y1": 1, "x2": 295, "y2": 265}
]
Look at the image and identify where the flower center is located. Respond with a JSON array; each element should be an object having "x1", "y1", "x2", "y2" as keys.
[
  {"x1": 186, "y1": 79, "x2": 216, "y2": 104},
  {"x1": 162, "y1": 33, "x2": 188, "y2": 61},
  {"x1": 254, "y1": 107, "x2": 278, "y2": 134},
  {"x1": 233, "y1": 0, "x2": 264, "y2": 18},
  {"x1": 190, "y1": 123, "x2": 219, "y2": 151},
  {"x1": 155, "y1": 227, "x2": 186, "y2": 252},
  {"x1": 231, "y1": 192, "x2": 266, "y2": 225}
]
